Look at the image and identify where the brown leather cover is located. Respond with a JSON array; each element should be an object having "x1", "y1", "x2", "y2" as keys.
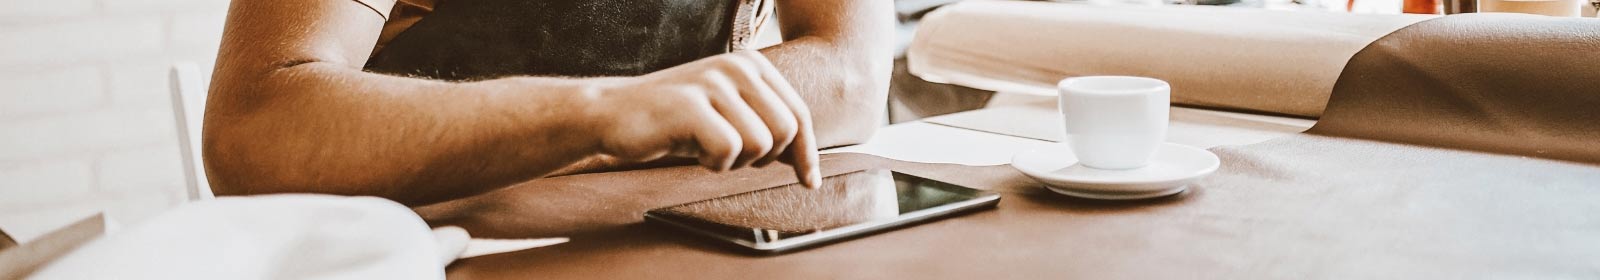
[
  {"x1": 433, "y1": 15, "x2": 1600, "y2": 278},
  {"x1": 1310, "y1": 13, "x2": 1600, "y2": 164}
]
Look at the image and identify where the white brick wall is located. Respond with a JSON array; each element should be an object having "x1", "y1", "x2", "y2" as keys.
[
  {"x1": 0, "y1": 0, "x2": 97, "y2": 22},
  {"x1": 0, "y1": 0, "x2": 229, "y2": 241},
  {"x1": 0, "y1": 67, "x2": 105, "y2": 118}
]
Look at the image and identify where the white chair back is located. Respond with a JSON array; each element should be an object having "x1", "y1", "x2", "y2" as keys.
[{"x1": 169, "y1": 63, "x2": 214, "y2": 201}]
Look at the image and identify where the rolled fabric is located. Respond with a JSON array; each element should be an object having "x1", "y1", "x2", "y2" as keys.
[
  {"x1": 906, "y1": 1, "x2": 1432, "y2": 117},
  {"x1": 1312, "y1": 13, "x2": 1600, "y2": 164}
]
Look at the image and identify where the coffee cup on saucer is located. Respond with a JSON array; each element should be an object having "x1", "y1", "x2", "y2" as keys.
[{"x1": 1011, "y1": 76, "x2": 1220, "y2": 200}]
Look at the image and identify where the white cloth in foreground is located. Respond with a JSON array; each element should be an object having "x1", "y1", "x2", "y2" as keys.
[{"x1": 29, "y1": 195, "x2": 468, "y2": 280}]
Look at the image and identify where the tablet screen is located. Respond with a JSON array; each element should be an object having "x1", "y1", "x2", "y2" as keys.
[{"x1": 647, "y1": 169, "x2": 990, "y2": 244}]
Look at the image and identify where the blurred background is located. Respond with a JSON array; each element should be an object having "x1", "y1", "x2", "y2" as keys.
[
  {"x1": 0, "y1": 0, "x2": 1595, "y2": 241},
  {"x1": 1, "y1": 0, "x2": 227, "y2": 241}
]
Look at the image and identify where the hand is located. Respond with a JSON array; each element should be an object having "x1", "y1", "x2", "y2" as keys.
[{"x1": 590, "y1": 50, "x2": 822, "y2": 188}]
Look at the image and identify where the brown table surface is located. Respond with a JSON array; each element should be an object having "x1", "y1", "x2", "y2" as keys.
[{"x1": 425, "y1": 149, "x2": 1600, "y2": 279}]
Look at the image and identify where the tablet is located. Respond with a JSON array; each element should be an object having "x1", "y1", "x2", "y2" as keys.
[{"x1": 644, "y1": 168, "x2": 1000, "y2": 254}]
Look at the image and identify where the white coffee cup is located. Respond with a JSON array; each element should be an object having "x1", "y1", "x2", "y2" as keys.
[{"x1": 1057, "y1": 76, "x2": 1170, "y2": 170}]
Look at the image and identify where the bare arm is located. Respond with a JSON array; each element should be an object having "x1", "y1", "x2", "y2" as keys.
[
  {"x1": 207, "y1": 0, "x2": 820, "y2": 205},
  {"x1": 550, "y1": 0, "x2": 896, "y2": 176},
  {"x1": 763, "y1": 0, "x2": 895, "y2": 147}
]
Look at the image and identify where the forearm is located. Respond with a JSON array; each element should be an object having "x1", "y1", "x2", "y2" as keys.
[
  {"x1": 763, "y1": 0, "x2": 895, "y2": 148},
  {"x1": 209, "y1": 0, "x2": 837, "y2": 203},
  {"x1": 206, "y1": 62, "x2": 603, "y2": 205}
]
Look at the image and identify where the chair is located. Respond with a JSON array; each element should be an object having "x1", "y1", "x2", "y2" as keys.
[{"x1": 169, "y1": 63, "x2": 214, "y2": 201}]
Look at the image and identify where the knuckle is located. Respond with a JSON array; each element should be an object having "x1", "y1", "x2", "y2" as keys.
[
  {"x1": 770, "y1": 119, "x2": 797, "y2": 138},
  {"x1": 698, "y1": 72, "x2": 736, "y2": 92},
  {"x1": 668, "y1": 87, "x2": 703, "y2": 102},
  {"x1": 773, "y1": 123, "x2": 798, "y2": 142},
  {"x1": 720, "y1": 57, "x2": 755, "y2": 74},
  {"x1": 789, "y1": 101, "x2": 815, "y2": 119},
  {"x1": 714, "y1": 54, "x2": 742, "y2": 66},
  {"x1": 699, "y1": 70, "x2": 725, "y2": 84},
  {"x1": 749, "y1": 134, "x2": 774, "y2": 152},
  {"x1": 738, "y1": 50, "x2": 764, "y2": 60},
  {"x1": 718, "y1": 135, "x2": 743, "y2": 158},
  {"x1": 742, "y1": 52, "x2": 775, "y2": 68}
]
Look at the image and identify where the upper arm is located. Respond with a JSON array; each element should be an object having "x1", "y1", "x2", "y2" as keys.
[
  {"x1": 215, "y1": 0, "x2": 390, "y2": 76},
  {"x1": 210, "y1": 0, "x2": 395, "y2": 115},
  {"x1": 772, "y1": 0, "x2": 894, "y2": 44}
]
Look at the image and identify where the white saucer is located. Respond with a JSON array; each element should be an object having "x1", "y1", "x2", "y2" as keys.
[
  {"x1": 1012, "y1": 143, "x2": 1219, "y2": 200},
  {"x1": 1042, "y1": 185, "x2": 1189, "y2": 200}
]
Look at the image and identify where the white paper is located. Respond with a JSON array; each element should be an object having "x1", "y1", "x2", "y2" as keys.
[
  {"x1": 824, "y1": 122, "x2": 1057, "y2": 166},
  {"x1": 922, "y1": 103, "x2": 1317, "y2": 149}
]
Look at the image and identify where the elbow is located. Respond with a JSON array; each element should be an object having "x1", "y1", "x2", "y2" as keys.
[
  {"x1": 202, "y1": 124, "x2": 291, "y2": 197},
  {"x1": 819, "y1": 56, "x2": 891, "y2": 148},
  {"x1": 201, "y1": 112, "x2": 401, "y2": 202},
  {"x1": 200, "y1": 62, "x2": 439, "y2": 205},
  {"x1": 199, "y1": 78, "x2": 322, "y2": 198},
  {"x1": 201, "y1": 65, "x2": 403, "y2": 201},
  {"x1": 202, "y1": 122, "x2": 319, "y2": 198}
]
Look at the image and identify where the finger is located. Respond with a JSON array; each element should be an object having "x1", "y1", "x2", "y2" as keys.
[
  {"x1": 788, "y1": 117, "x2": 821, "y2": 189},
  {"x1": 744, "y1": 51, "x2": 821, "y2": 188},
  {"x1": 718, "y1": 55, "x2": 800, "y2": 168},
  {"x1": 703, "y1": 71, "x2": 774, "y2": 169},
  {"x1": 682, "y1": 96, "x2": 743, "y2": 172}
]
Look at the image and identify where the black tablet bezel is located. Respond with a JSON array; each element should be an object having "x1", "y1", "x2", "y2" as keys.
[{"x1": 644, "y1": 169, "x2": 1001, "y2": 254}]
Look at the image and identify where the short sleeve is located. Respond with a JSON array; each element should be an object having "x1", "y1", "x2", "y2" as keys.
[
  {"x1": 371, "y1": 0, "x2": 440, "y2": 55},
  {"x1": 351, "y1": 0, "x2": 397, "y2": 20}
]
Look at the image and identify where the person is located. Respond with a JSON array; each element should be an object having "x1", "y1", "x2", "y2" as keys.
[{"x1": 204, "y1": 0, "x2": 893, "y2": 206}]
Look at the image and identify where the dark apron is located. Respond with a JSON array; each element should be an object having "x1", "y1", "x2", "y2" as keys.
[{"x1": 364, "y1": 0, "x2": 738, "y2": 81}]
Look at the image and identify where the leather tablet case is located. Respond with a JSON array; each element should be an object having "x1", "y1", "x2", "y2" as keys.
[{"x1": 1311, "y1": 13, "x2": 1600, "y2": 164}]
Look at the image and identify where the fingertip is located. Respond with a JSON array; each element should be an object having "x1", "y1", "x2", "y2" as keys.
[
  {"x1": 805, "y1": 169, "x2": 822, "y2": 189},
  {"x1": 717, "y1": 143, "x2": 739, "y2": 173},
  {"x1": 700, "y1": 157, "x2": 721, "y2": 172}
]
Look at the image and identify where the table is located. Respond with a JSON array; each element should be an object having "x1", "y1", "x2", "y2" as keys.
[{"x1": 436, "y1": 92, "x2": 1599, "y2": 279}]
